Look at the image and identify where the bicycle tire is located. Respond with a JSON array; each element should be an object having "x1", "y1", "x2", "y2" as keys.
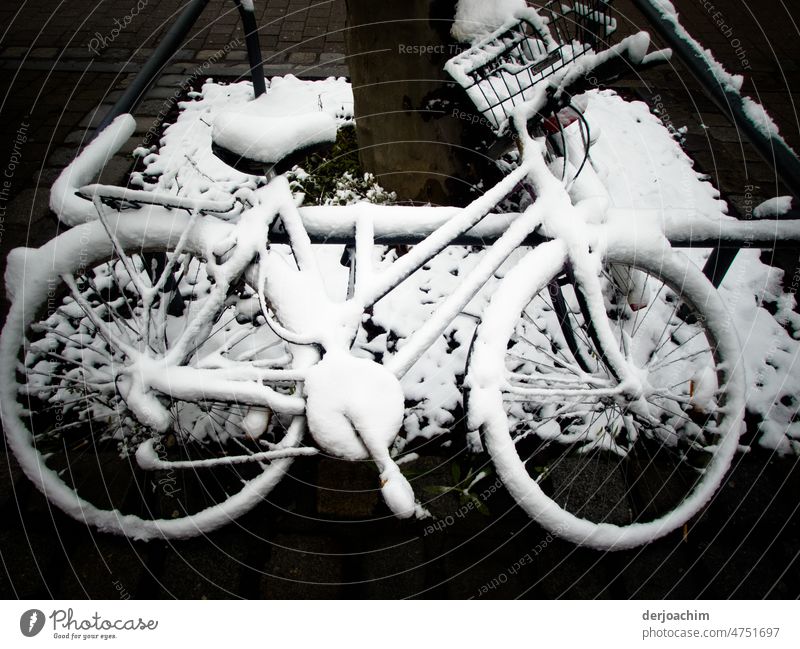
[
  {"x1": 0, "y1": 211, "x2": 305, "y2": 540},
  {"x1": 466, "y1": 241, "x2": 744, "y2": 550}
]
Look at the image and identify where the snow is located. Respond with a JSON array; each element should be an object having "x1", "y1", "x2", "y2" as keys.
[
  {"x1": 648, "y1": 0, "x2": 743, "y2": 92},
  {"x1": 303, "y1": 350, "x2": 417, "y2": 517},
  {"x1": 50, "y1": 114, "x2": 136, "y2": 225},
  {"x1": 35, "y1": 73, "x2": 800, "y2": 456},
  {"x1": 79, "y1": 183, "x2": 235, "y2": 212},
  {"x1": 446, "y1": 21, "x2": 657, "y2": 132},
  {"x1": 648, "y1": 0, "x2": 795, "y2": 153},
  {"x1": 451, "y1": 0, "x2": 527, "y2": 43},
  {"x1": 129, "y1": 75, "x2": 352, "y2": 218},
  {"x1": 741, "y1": 97, "x2": 790, "y2": 148},
  {"x1": 754, "y1": 196, "x2": 793, "y2": 218},
  {"x1": 11, "y1": 58, "x2": 800, "y2": 544},
  {"x1": 212, "y1": 111, "x2": 338, "y2": 164},
  {"x1": 584, "y1": 90, "x2": 800, "y2": 454}
]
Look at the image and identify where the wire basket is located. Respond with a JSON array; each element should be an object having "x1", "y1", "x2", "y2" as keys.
[{"x1": 445, "y1": 1, "x2": 618, "y2": 132}]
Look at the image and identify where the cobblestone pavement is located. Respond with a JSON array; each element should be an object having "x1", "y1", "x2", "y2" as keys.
[{"x1": 1, "y1": 1, "x2": 799, "y2": 599}]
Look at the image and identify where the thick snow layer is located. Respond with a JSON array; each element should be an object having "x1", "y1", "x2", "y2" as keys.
[
  {"x1": 451, "y1": 0, "x2": 526, "y2": 43},
  {"x1": 72, "y1": 77, "x2": 800, "y2": 454},
  {"x1": 212, "y1": 110, "x2": 338, "y2": 164},
  {"x1": 754, "y1": 196, "x2": 793, "y2": 218},
  {"x1": 51, "y1": 114, "x2": 136, "y2": 225},
  {"x1": 304, "y1": 351, "x2": 405, "y2": 460},
  {"x1": 586, "y1": 89, "x2": 800, "y2": 453},
  {"x1": 129, "y1": 75, "x2": 352, "y2": 216}
]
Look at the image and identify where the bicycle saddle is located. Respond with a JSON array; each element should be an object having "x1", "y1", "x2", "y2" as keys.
[{"x1": 212, "y1": 107, "x2": 338, "y2": 175}]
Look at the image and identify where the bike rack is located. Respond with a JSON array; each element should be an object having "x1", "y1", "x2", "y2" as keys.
[
  {"x1": 87, "y1": 0, "x2": 800, "y2": 286},
  {"x1": 633, "y1": 0, "x2": 800, "y2": 286},
  {"x1": 96, "y1": 0, "x2": 266, "y2": 134}
]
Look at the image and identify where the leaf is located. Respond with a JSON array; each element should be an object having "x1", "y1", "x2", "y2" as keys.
[
  {"x1": 423, "y1": 485, "x2": 455, "y2": 496},
  {"x1": 451, "y1": 462, "x2": 461, "y2": 485}
]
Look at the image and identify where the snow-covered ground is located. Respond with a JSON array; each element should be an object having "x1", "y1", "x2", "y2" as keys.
[{"x1": 126, "y1": 74, "x2": 799, "y2": 454}]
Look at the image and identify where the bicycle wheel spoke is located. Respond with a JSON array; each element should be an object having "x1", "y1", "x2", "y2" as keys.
[{"x1": 472, "y1": 249, "x2": 738, "y2": 545}]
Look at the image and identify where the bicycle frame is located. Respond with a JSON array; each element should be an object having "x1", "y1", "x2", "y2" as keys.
[
  {"x1": 7, "y1": 0, "x2": 800, "y2": 547},
  {"x1": 75, "y1": 116, "x2": 800, "y2": 414},
  {"x1": 244, "y1": 124, "x2": 648, "y2": 409}
]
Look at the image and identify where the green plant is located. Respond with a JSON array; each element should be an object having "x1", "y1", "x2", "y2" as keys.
[
  {"x1": 424, "y1": 460, "x2": 494, "y2": 516},
  {"x1": 287, "y1": 124, "x2": 396, "y2": 206}
]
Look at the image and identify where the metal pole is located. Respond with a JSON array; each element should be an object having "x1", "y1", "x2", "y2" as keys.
[
  {"x1": 234, "y1": 0, "x2": 267, "y2": 97},
  {"x1": 96, "y1": 0, "x2": 212, "y2": 134},
  {"x1": 633, "y1": 0, "x2": 800, "y2": 286},
  {"x1": 632, "y1": 0, "x2": 800, "y2": 202}
]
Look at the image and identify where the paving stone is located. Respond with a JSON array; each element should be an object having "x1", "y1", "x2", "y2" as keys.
[
  {"x1": 287, "y1": 51, "x2": 316, "y2": 65},
  {"x1": 155, "y1": 73, "x2": 189, "y2": 88},
  {"x1": 158, "y1": 535, "x2": 250, "y2": 598},
  {"x1": 260, "y1": 533, "x2": 346, "y2": 598},
  {"x1": 225, "y1": 50, "x2": 247, "y2": 61},
  {"x1": 46, "y1": 146, "x2": 78, "y2": 167},
  {"x1": 137, "y1": 98, "x2": 173, "y2": 116},
  {"x1": 57, "y1": 535, "x2": 149, "y2": 599},
  {"x1": 64, "y1": 129, "x2": 93, "y2": 144},
  {"x1": 319, "y1": 51, "x2": 346, "y2": 64},
  {"x1": 29, "y1": 47, "x2": 60, "y2": 59},
  {"x1": 359, "y1": 537, "x2": 427, "y2": 598},
  {"x1": 1, "y1": 188, "x2": 55, "y2": 247},
  {"x1": 2, "y1": 45, "x2": 29, "y2": 58},
  {"x1": 279, "y1": 31, "x2": 303, "y2": 42},
  {"x1": 78, "y1": 104, "x2": 115, "y2": 128},
  {"x1": 141, "y1": 85, "x2": 181, "y2": 100},
  {"x1": 95, "y1": 153, "x2": 135, "y2": 186},
  {"x1": 315, "y1": 458, "x2": 379, "y2": 518}
]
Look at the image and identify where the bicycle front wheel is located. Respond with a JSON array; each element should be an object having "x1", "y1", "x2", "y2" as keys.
[
  {"x1": 467, "y1": 242, "x2": 744, "y2": 550},
  {"x1": 0, "y1": 211, "x2": 305, "y2": 540}
]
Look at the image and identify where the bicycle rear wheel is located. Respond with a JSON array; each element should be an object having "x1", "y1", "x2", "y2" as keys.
[
  {"x1": 467, "y1": 243, "x2": 744, "y2": 549},
  {"x1": 1, "y1": 212, "x2": 306, "y2": 540}
]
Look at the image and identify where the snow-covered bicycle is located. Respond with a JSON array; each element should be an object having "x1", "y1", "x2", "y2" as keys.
[{"x1": 3, "y1": 1, "x2": 788, "y2": 550}]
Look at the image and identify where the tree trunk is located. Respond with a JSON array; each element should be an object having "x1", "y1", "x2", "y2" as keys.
[{"x1": 344, "y1": 0, "x2": 493, "y2": 206}]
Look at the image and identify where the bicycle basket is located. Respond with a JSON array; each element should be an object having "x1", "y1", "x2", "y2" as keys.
[{"x1": 445, "y1": 1, "x2": 618, "y2": 132}]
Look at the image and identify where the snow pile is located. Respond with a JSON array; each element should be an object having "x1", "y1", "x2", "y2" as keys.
[
  {"x1": 129, "y1": 75, "x2": 353, "y2": 216},
  {"x1": 212, "y1": 111, "x2": 338, "y2": 164},
  {"x1": 451, "y1": 0, "x2": 527, "y2": 43},
  {"x1": 754, "y1": 196, "x2": 793, "y2": 218},
  {"x1": 124, "y1": 76, "x2": 799, "y2": 454},
  {"x1": 585, "y1": 89, "x2": 800, "y2": 454}
]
